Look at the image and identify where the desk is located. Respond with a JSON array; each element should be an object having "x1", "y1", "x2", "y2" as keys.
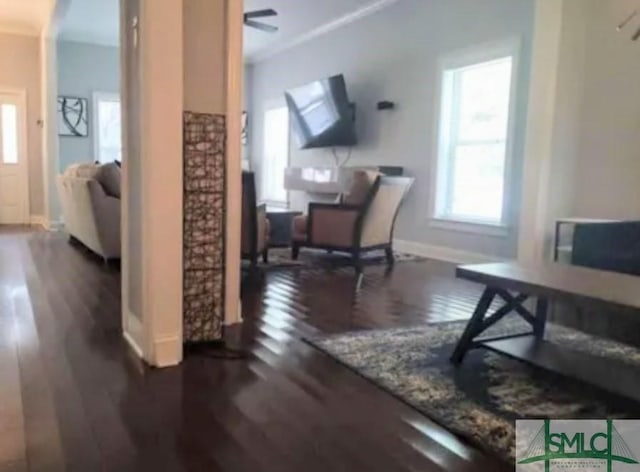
[{"x1": 266, "y1": 208, "x2": 302, "y2": 248}]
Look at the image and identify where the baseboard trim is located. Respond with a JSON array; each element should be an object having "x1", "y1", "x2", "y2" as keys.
[
  {"x1": 123, "y1": 330, "x2": 144, "y2": 359},
  {"x1": 394, "y1": 239, "x2": 507, "y2": 265},
  {"x1": 123, "y1": 311, "x2": 145, "y2": 360},
  {"x1": 29, "y1": 215, "x2": 48, "y2": 229},
  {"x1": 29, "y1": 216, "x2": 63, "y2": 231},
  {"x1": 152, "y1": 336, "x2": 182, "y2": 368},
  {"x1": 48, "y1": 220, "x2": 63, "y2": 231}
]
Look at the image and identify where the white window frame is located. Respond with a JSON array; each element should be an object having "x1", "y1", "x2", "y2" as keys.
[
  {"x1": 93, "y1": 91, "x2": 122, "y2": 164},
  {"x1": 429, "y1": 38, "x2": 521, "y2": 237},
  {"x1": 261, "y1": 98, "x2": 290, "y2": 207}
]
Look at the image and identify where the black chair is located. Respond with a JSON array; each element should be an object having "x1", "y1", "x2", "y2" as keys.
[
  {"x1": 572, "y1": 221, "x2": 640, "y2": 276},
  {"x1": 241, "y1": 171, "x2": 270, "y2": 268}
]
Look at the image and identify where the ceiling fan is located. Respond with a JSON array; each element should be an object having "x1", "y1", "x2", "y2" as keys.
[
  {"x1": 617, "y1": 9, "x2": 640, "y2": 41},
  {"x1": 244, "y1": 8, "x2": 279, "y2": 33}
]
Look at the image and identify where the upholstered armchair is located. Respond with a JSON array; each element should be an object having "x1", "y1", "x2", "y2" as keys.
[
  {"x1": 291, "y1": 171, "x2": 414, "y2": 271},
  {"x1": 241, "y1": 171, "x2": 270, "y2": 267}
]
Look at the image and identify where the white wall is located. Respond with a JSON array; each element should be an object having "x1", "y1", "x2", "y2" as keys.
[
  {"x1": 569, "y1": 0, "x2": 640, "y2": 220},
  {"x1": 249, "y1": 0, "x2": 535, "y2": 258},
  {"x1": 57, "y1": 40, "x2": 120, "y2": 171}
]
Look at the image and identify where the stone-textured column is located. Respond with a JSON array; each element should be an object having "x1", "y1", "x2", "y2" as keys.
[
  {"x1": 182, "y1": 112, "x2": 226, "y2": 342},
  {"x1": 181, "y1": 0, "x2": 242, "y2": 344}
]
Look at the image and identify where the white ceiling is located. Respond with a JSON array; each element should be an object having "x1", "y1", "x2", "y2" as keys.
[
  {"x1": 244, "y1": 0, "x2": 388, "y2": 62},
  {"x1": 56, "y1": 0, "x2": 395, "y2": 59},
  {"x1": 0, "y1": 0, "x2": 52, "y2": 35},
  {"x1": 59, "y1": 0, "x2": 119, "y2": 46}
]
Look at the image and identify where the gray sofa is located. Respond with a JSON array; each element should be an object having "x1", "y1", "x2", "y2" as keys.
[{"x1": 57, "y1": 163, "x2": 121, "y2": 260}]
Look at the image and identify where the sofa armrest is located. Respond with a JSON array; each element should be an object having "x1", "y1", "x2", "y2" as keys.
[
  {"x1": 88, "y1": 180, "x2": 121, "y2": 258},
  {"x1": 308, "y1": 203, "x2": 360, "y2": 247}
]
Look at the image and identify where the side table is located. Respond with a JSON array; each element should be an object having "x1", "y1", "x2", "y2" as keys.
[{"x1": 266, "y1": 208, "x2": 303, "y2": 248}]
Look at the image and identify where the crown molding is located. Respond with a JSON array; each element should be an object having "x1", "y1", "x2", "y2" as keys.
[{"x1": 248, "y1": 0, "x2": 401, "y2": 64}]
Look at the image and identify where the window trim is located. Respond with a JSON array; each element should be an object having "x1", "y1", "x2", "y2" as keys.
[
  {"x1": 261, "y1": 98, "x2": 290, "y2": 206},
  {"x1": 93, "y1": 91, "x2": 121, "y2": 164},
  {"x1": 428, "y1": 38, "x2": 522, "y2": 235}
]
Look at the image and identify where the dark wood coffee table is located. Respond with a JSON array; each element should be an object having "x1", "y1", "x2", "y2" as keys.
[{"x1": 451, "y1": 262, "x2": 640, "y2": 402}]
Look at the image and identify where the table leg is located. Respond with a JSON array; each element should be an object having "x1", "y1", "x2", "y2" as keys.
[
  {"x1": 450, "y1": 287, "x2": 496, "y2": 364},
  {"x1": 534, "y1": 297, "x2": 549, "y2": 339}
]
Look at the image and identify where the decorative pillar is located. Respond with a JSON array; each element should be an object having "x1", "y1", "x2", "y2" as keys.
[
  {"x1": 181, "y1": 0, "x2": 243, "y2": 344},
  {"x1": 120, "y1": 0, "x2": 242, "y2": 365},
  {"x1": 183, "y1": 112, "x2": 226, "y2": 342}
]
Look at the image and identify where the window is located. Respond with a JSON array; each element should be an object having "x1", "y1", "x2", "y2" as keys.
[
  {"x1": 1, "y1": 104, "x2": 18, "y2": 164},
  {"x1": 262, "y1": 103, "x2": 290, "y2": 204},
  {"x1": 94, "y1": 92, "x2": 122, "y2": 163},
  {"x1": 433, "y1": 41, "x2": 519, "y2": 228}
]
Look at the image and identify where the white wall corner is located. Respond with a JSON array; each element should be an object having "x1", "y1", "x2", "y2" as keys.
[
  {"x1": 517, "y1": 0, "x2": 566, "y2": 264},
  {"x1": 394, "y1": 239, "x2": 507, "y2": 265}
]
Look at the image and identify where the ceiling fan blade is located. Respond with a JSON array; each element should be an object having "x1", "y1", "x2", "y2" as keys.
[
  {"x1": 244, "y1": 19, "x2": 278, "y2": 33},
  {"x1": 244, "y1": 8, "x2": 277, "y2": 19}
]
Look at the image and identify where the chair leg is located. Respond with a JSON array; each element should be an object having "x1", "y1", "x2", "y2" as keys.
[
  {"x1": 352, "y1": 249, "x2": 363, "y2": 274},
  {"x1": 262, "y1": 248, "x2": 269, "y2": 264},
  {"x1": 291, "y1": 243, "x2": 300, "y2": 260},
  {"x1": 385, "y1": 247, "x2": 395, "y2": 266}
]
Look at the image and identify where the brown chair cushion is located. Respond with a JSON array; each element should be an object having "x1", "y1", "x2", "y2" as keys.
[
  {"x1": 292, "y1": 215, "x2": 308, "y2": 240},
  {"x1": 342, "y1": 170, "x2": 376, "y2": 205}
]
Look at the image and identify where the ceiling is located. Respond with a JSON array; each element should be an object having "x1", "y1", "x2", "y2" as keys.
[
  {"x1": 244, "y1": 0, "x2": 389, "y2": 62},
  {"x1": 0, "y1": 0, "x2": 52, "y2": 35},
  {"x1": 56, "y1": 0, "x2": 394, "y2": 60},
  {"x1": 59, "y1": 0, "x2": 119, "y2": 46}
]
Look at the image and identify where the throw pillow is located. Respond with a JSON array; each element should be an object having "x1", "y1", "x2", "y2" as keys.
[{"x1": 95, "y1": 162, "x2": 121, "y2": 199}]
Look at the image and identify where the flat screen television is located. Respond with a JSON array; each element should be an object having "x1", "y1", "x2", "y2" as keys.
[{"x1": 285, "y1": 74, "x2": 357, "y2": 149}]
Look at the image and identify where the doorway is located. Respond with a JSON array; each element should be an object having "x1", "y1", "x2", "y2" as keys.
[{"x1": 0, "y1": 90, "x2": 28, "y2": 225}]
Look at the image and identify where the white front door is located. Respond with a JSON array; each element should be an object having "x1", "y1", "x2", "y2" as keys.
[{"x1": 0, "y1": 91, "x2": 28, "y2": 224}]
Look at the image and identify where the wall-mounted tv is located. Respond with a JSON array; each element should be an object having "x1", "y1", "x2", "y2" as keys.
[{"x1": 285, "y1": 74, "x2": 357, "y2": 150}]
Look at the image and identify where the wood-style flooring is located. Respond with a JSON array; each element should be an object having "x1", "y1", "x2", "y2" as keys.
[{"x1": 0, "y1": 228, "x2": 507, "y2": 471}]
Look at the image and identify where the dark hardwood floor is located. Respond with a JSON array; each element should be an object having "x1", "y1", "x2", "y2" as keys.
[{"x1": 0, "y1": 228, "x2": 507, "y2": 472}]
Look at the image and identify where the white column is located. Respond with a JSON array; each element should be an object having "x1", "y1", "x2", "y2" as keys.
[
  {"x1": 121, "y1": 0, "x2": 184, "y2": 367},
  {"x1": 517, "y1": 0, "x2": 565, "y2": 263},
  {"x1": 40, "y1": 33, "x2": 60, "y2": 228},
  {"x1": 121, "y1": 0, "x2": 242, "y2": 366}
]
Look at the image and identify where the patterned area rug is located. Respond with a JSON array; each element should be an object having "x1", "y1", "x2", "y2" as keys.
[
  {"x1": 307, "y1": 318, "x2": 640, "y2": 463},
  {"x1": 256, "y1": 247, "x2": 424, "y2": 270}
]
